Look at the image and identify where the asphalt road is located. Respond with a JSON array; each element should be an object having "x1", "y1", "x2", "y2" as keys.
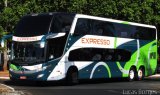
[{"x1": 1, "y1": 78, "x2": 160, "y2": 95}]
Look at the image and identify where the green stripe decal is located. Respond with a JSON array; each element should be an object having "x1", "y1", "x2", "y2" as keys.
[
  {"x1": 116, "y1": 62, "x2": 129, "y2": 77},
  {"x1": 90, "y1": 62, "x2": 111, "y2": 78},
  {"x1": 114, "y1": 37, "x2": 117, "y2": 48},
  {"x1": 116, "y1": 62, "x2": 122, "y2": 70},
  {"x1": 104, "y1": 63, "x2": 111, "y2": 78},
  {"x1": 122, "y1": 21, "x2": 129, "y2": 24}
]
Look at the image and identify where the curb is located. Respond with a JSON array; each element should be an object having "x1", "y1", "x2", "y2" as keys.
[
  {"x1": 0, "y1": 76, "x2": 9, "y2": 80},
  {"x1": 147, "y1": 74, "x2": 160, "y2": 78}
]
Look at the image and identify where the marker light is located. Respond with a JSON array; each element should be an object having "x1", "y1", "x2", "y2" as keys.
[{"x1": 40, "y1": 41, "x2": 45, "y2": 48}]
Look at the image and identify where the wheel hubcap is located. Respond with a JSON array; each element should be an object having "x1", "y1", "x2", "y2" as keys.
[
  {"x1": 138, "y1": 70, "x2": 143, "y2": 79},
  {"x1": 130, "y1": 70, "x2": 134, "y2": 80}
]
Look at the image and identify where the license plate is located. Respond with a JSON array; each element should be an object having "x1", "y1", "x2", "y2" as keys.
[{"x1": 20, "y1": 76, "x2": 27, "y2": 79}]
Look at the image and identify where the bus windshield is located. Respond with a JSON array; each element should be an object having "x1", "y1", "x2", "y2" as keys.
[{"x1": 12, "y1": 41, "x2": 45, "y2": 65}]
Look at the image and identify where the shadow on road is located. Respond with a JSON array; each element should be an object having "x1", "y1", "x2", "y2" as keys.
[
  {"x1": 3, "y1": 78, "x2": 129, "y2": 87},
  {"x1": 3, "y1": 77, "x2": 160, "y2": 87}
]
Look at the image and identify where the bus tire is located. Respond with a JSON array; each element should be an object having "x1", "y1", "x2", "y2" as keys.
[
  {"x1": 137, "y1": 67, "x2": 145, "y2": 81},
  {"x1": 66, "y1": 69, "x2": 79, "y2": 85},
  {"x1": 128, "y1": 67, "x2": 136, "y2": 81}
]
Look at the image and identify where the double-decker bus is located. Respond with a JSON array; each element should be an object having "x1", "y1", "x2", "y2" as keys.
[{"x1": 8, "y1": 12, "x2": 157, "y2": 84}]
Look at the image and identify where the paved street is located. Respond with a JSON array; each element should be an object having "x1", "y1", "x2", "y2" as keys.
[{"x1": 1, "y1": 77, "x2": 160, "y2": 95}]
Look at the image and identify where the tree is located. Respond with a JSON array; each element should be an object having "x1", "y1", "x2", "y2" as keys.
[{"x1": 0, "y1": 0, "x2": 159, "y2": 40}]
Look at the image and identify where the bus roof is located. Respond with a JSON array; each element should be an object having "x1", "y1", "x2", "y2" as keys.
[
  {"x1": 75, "y1": 14, "x2": 156, "y2": 29},
  {"x1": 25, "y1": 12, "x2": 156, "y2": 29}
]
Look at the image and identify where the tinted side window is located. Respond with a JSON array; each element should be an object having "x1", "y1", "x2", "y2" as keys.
[
  {"x1": 114, "y1": 23, "x2": 136, "y2": 38},
  {"x1": 74, "y1": 18, "x2": 91, "y2": 35},
  {"x1": 148, "y1": 28, "x2": 156, "y2": 40},
  {"x1": 135, "y1": 27, "x2": 156, "y2": 40},
  {"x1": 92, "y1": 20, "x2": 115, "y2": 36},
  {"x1": 68, "y1": 48, "x2": 131, "y2": 62},
  {"x1": 114, "y1": 23, "x2": 156, "y2": 40},
  {"x1": 47, "y1": 36, "x2": 68, "y2": 61}
]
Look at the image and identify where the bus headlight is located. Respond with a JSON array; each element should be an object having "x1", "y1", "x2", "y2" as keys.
[
  {"x1": 36, "y1": 65, "x2": 49, "y2": 72},
  {"x1": 9, "y1": 68, "x2": 13, "y2": 71},
  {"x1": 36, "y1": 66, "x2": 47, "y2": 72}
]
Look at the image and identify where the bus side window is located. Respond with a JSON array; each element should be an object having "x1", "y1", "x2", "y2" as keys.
[
  {"x1": 68, "y1": 48, "x2": 89, "y2": 61},
  {"x1": 47, "y1": 39, "x2": 62, "y2": 60},
  {"x1": 92, "y1": 20, "x2": 103, "y2": 35},
  {"x1": 74, "y1": 18, "x2": 91, "y2": 36},
  {"x1": 96, "y1": 28, "x2": 103, "y2": 35},
  {"x1": 135, "y1": 27, "x2": 156, "y2": 40},
  {"x1": 102, "y1": 49, "x2": 131, "y2": 62},
  {"x1": 92, "y1": 20, "x2": 115, "y2": 36},
  {"x1": 102, "y1": 22, "x2": 115, "y2": 37},
  {"x1": 115, "y1": 49, "x2": 131, "y2": 62},
  {"x1": 68, "y1": 48, "x2": 131, "y2": 62}
]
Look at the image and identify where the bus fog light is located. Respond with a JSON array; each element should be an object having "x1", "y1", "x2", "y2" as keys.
[
  {"x1": 42, "y1": 65, "x2": 51, "y2": 71},
  {"x1": 42, "y1": 66, "x2": 47, "y2": 70}
]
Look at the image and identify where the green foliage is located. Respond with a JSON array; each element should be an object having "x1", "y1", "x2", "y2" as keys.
[{"x1": 0, "y1": 0, "x2": 160, "y2": 46}]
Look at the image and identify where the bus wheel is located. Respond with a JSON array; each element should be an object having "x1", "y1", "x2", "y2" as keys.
[
  {"x1": 128, "y1": 67, "x2": 136, "y2": 81},
  {"x1": 137, "y1": 67, "x2": 144, "y2": 81},
  {"x1": 66, "y1": 70, "x2": 79, "y2": 85}
]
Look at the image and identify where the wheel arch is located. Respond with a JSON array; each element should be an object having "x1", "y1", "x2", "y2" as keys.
[
  {"x1": 138, "y1": 65, "x2": 145, "y2": 75},
  {"x1": 66, "y1": 65, "x2": 79, "y2": 76},
  {"x1": 131, "y1": 65, "x2": 137, "y2": 73},
  {"x1": 65, "y1": 65, "x2": 79, "y2": 85}
]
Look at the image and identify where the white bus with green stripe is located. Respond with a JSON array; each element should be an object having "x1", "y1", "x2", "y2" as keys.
[{"x1": 8, "y1": 12, "x2": 157, "y2": 84}]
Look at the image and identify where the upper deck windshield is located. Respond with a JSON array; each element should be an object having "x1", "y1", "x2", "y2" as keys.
[
  {"x1": 15, "y1": 15, "x2": 53, "y2": 37},
  {"x1": 12, "y1": 41, "x2": 45, "y2": 65},
  {"x1": 15, "y1": 13, "x2": 75, "y2": 37}
]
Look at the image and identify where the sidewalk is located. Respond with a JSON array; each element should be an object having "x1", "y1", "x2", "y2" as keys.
[{"x1": 0, "y1": 70, "x2": 14, "y2": 93}]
